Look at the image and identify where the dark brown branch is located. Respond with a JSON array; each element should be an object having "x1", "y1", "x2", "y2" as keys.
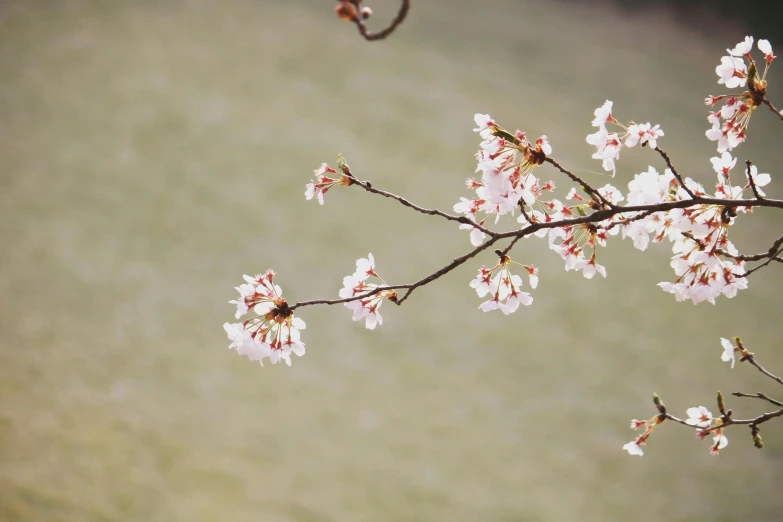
[
  {"x1": 724, "y1": 233, "x2": 783, "y2": 262},
  {"x1": 762, "y1": 98, "x2": 783, "y2": 121},
  {"x1": 289, "y1": 235, "x2": 501, "y2": 310},
  {"x1": 354, "y1": 0, "x2": 410, "y2": 41},
  {"x1": 544, "y1": 157, "x2": 614, "y2": 208},
  {"x1": 732, "y1": 392, "x2": 783, "y2": 408},
  {"x1": 655, "y1": 146, "x2": 696, "y2": 199},
  {"x1": 349, "y1": 176, "x2": 496, "y2": 236},
  {"x1": 742, "y1": 246, "x2": 783, "y2": 277},
  {"x1": 739, "y1": 345, "x2": 783, "y2": 386},
  {"x1": 745, "y1": 160, "x2": 764, "y2": 200}
]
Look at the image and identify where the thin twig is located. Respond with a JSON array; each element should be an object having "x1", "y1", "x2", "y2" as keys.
[
  {"x1": 732, "y1": 392, "x2": 783, "y2": 408},
  {"x1": 745, "y1": 160, "x2": 764, "y2": 200},
  {"x1": 742, "y1": 246, "x2": 783, "y2": 277},
  {"x1": 741, "y1": 351, "x2": 783, "y2": 386},
  {"x1": 722, "y1": 233, "x2": 783, "y2": 261},
  {"x1": 351, "y1": 177, "x2": 497, "y2": 237},
  {"x1": 354, "y1": 0, "x2": 410, "y2": 41},
  {"x1": 655, "y1": 146, "x2": 696, "y2": 199},
  {"x1": 544, "y1": 157, "x2": 615, "y2": 208},
  {"x1": 762, "y1": 98, "x2": 783, "y2": 121}
]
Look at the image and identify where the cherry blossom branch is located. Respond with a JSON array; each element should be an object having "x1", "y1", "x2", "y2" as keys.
[
  {"x1": 665, "y1": 408, "x2": 783, "y2": 429},
  {"x1": 626, "y1": 337, "x2": 783, "y2": 455},
  {"x1": 289, "y1": 193, "x2": 783, "y2": 314},
  {"x1": 654, "y1": 146, "x2": 696, "y2": 199}
]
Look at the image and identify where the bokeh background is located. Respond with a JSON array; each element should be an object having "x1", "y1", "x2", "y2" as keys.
[{"x1": 1, "y1": 1, "x2": 782, "y2": 520}]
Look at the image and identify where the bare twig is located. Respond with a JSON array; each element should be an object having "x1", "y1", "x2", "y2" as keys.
[
  {"x1": 350, "y1": 176, "x2": 497, "y2": 237},
  {"x1": 745, "y1": 160, "x2": 764, "y2": 200},
  {"x1": 544, "y1": 157, "x2": 615, "y2": 208},
  {"x1": 762, "y1": 98, "x2": 783, "y2": 121},
  {"x1": 739, "y1": 344, "x2": 783, "y2": 386},
  {"x1": 354, "y1": 0, "x2": 410, "y2": 41},
  {"x1": 655, "y1": 146, "x2": 696, "y2": 199},
  {"x1": 723, "y1": 233, "x2": 783, "y2": 262},
  {"x1": 732, "y1": 392, "x2": 783, "y2": 408}
]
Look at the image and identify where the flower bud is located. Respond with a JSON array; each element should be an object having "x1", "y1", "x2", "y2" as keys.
[
  {"x1": 652, "y1": 393, "x2": 666, "y2": 415},
  {"x1": 335, "y1": 1, "x2": 358, "y2": 22},
  {"x1": 360, "y1": 6, "x2": 373, "y2": 20},
  {"x1": 751, "y1": 425, "x2": 764, "y2": 449},
  {"x1": 716, "y1": 391, "x2": 726, "y2": 415}
]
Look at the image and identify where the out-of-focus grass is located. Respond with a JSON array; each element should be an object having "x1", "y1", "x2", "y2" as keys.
[{"x1": 0, "y1": 0, "x2": 781, "y2": 520}]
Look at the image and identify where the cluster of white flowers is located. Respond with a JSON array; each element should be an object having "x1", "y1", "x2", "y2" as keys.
[
  {"x1": 707, "y1": 36, "x2": 776, "y2": 153},
  {"x1": 454, "y1": 114, "x2": 556, "y2": 246},
  {"x1": 586, "y1": 101, "x2": 664, "y2": 175},
  {"x1": 339, "y1": 253, "x2": 397, "y2": 329},
  {"x1": 305, "y1": 162, "x2": 353, "y2": 204},
  {"x1": 469, "y1": 255, "x2": 536, "y2": 314},
  {"x1": 223, "y1": 271, "x2": 306, "y2": 366}
]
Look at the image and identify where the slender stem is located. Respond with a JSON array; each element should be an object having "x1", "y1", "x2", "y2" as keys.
[
  {"x1": 723, "y1": 233, "x2": 783, "y2": 261},
  {"x1": 544, "y1": 157, "x2": 614, "y2": 208},
  {"x1": 762, "y1": 98, "x2": 783, "y2": 121},
  {"x1": 655, "y1": 146, "x2": 696, "y2": 199},
  {"x1": 742, "y1": 352, "x2": 783, "y2": 386},
  {"x1": 350, "y1": 177, "x2": 496, "y2": 236},
  {"x1": 732, "y1": 392, "x2": 783, "y2": 408},
  {"x1": 354, "y1": 0, "x2": 410, "y2": 41},
  {"x1": 742, "y1": 246, "x2": 783, "y2": 277},
  {"x1": 745, "y1": 160, "x2": 764, "y2": 200}
]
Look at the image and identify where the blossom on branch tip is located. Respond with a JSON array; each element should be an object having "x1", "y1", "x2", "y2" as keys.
[
  {"x1": 224, "y1": 270, "x2": 306, "y2": 366},
  {"x1": 585, "y1": 101, "x2": 665, "y2": 175},
  {"x1": 305, "y1": 162, "x2": 353, "y2": 204},
  {"x1": 622, "y1": 440, "x2": 645, "y2": 456},
  {"x1": 720, "y1": 337, "x2": 737, "y2": 368},
  {"x1": 758, "y1": 39, "x2": 776, "y2": 64}
]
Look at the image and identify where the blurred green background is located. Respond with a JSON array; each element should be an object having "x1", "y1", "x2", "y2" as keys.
[{"x1": 1, "y1": 1, "x2": 782, "y2": 520}]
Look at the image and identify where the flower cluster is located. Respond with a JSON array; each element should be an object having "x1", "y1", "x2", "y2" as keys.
[
  {"x1": 455, "y1": 114, "x2": 556, "y2": 246},
  {"x1": 339, "y1": 253, "x2": 398, "y2": 329},
  {"x1": 305, "y1": 161, "x2": 354, "y2": 205},
  {"x1": 544, "y1": 183, "x2": 623, "y2": 278},
  {"x1": 586, "y1": 100, "x2": 664, "y2": 175},
  {"x1": 470, "y1": 255, "x2": 536, "y2": 314},
  {"x1": 706, "y1": 36, "x2": 775, "y2": 153},
  {"x1": 223, "y1": 271, "x2": 306, "y2": 366}
]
